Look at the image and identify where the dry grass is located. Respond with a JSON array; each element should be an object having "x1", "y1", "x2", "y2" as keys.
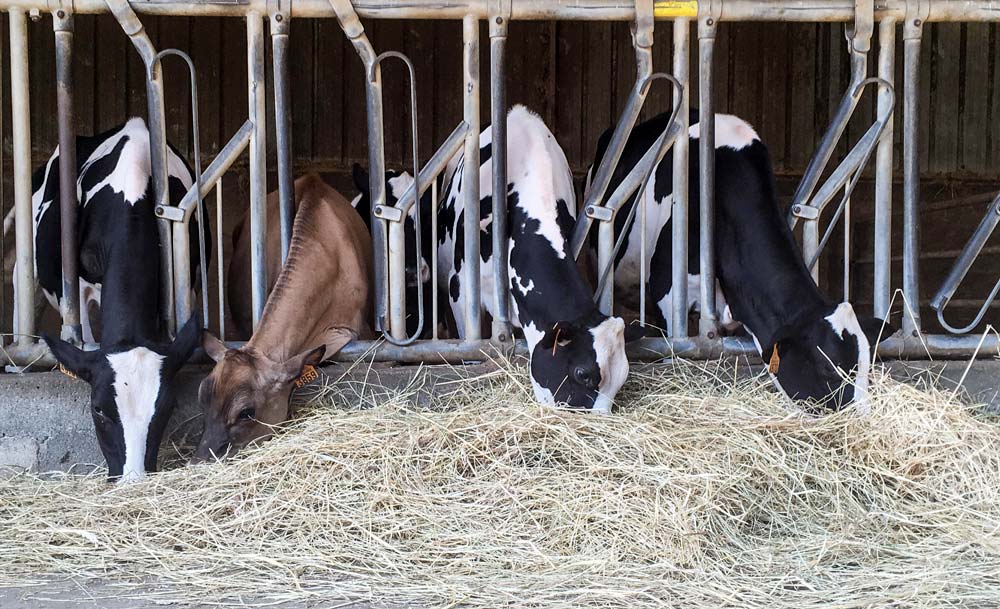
[{"x1": 1, "y1": 360, "x2": 999, "y2": 607}]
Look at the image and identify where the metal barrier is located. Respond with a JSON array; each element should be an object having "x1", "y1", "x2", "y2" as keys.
[{"x1": 4, "y1": 0, "x2": 1000, "y2": 369}]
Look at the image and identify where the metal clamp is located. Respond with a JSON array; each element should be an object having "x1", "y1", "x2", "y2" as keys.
[
  {"x1": 268, "y1": 0, "x2": 291, "y2": 33},
  {"x1": 698, "y1": 0, "x2": 722, "y2": 36},
  {"x1": 488, "y1": 0, "x2": 511, "y2": 37},
  {"x1": 848, "y1": 0, "x2": 874, "y2": 53},
  {"x1": 904, "y1": 0, "x2": 930, "y2": 40}
]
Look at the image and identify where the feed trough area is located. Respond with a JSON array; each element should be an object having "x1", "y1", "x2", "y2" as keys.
[{"x1": 2, "y1": 361, "x2": 999, "y2": 608}]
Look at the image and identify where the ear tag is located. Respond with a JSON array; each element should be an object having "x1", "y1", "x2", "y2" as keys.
[
  {"x1": 294, "y1": 364, "x2": 319, "y2": 389},
  {"x1": 58, "y1": 364, "x2": 80, "y2": 381},
  {"x1": 551, "y1": 326, "x2": 562, "y2": 357},
  {"x1": 768, "y1": 345, "x2": 780, "y2": 375}
]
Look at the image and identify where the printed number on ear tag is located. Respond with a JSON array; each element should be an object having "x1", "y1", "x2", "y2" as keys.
[
  {"x1": 58, "y1": 364, "x2": 80, "y2": 381},
  {"x1": 768, "y1": 346, "x2": 780, "y2": 375},
  {"x1": 294, "y1": 364, "x2": 319, "y2": 389}
]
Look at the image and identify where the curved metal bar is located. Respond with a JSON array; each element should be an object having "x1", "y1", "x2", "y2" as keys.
[
  {"x1": 593, "y1": 72, "x2": 684, "y2": 303},
  {"x1": 156, "y1": 48, "x2": 208, "y2": 330},
  {"x1": 931, "y1": 192, "x2": 1000, "y2": 334},
  {"x1": 370, "y1": 50, "x2": 424, "y2": 346},
  {"x1": 803, "y1": 77, "x2": 895, "y2": 271}
]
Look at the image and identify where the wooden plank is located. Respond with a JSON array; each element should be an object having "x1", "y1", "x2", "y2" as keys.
[
  {"x1": 961, "y1": 23, "x2": 990, "y2": 174},
  {"x1": 189, "y1": 16, "x2": 222, "y2": 156},
  {"x1": 219, "y1": 17, "x2": 247, "y2": 153},
  {"x1": 158, "y1": 16, "x2": 193, "y2": 155},
  {"x1": 929, "y1": 22, "x2": 961, "y2": 175},
  {"x1": 94, "y1": 15, "x2": 128, "y2": 133},
  {"x1": 990, "y1": 24, "x2": 1000, "y2": 171},
  {"x1": 579, "y1": 22, "x2": 614, "y2": 175},
  {"x1": 341, "y1": 19, "x2": 372, "y2": 165},
  {"x1": 431, "y1": 21, "x2": 462, "y2": 150},
  {"x1": 376, "y1": 19, "x2": 407, "y2": 168},
  {"x1": 73, "y1": 15, "x2": 96, "y2": 136},
  {"x1": 759, "y1": 22, "x2": 787, "y2": 170},
  {"x1": 713, "y1": 21, "x2": 730, "y2": 115},
  {"x1": 554, "y1": 20, "x2": 584, "y2": 168},
  {"x1": 313, "y1": 18, "x2": 344, "y2": 166},
  {"x1": 29, "y1": 17, "x2": 58, "y2": 154},
  {"x1": 288, "y1": 17, "x2": 314, "y2": 162},
  {"x1": 728, "y1": 23, "x2": 763, "y2": 135},
  {"x1": 918, "y1": 23, "x2": 932, "y2": 174},
  {"x1": 405, "y1": 21, "x2": 436, "y2": 169},
  {"x1": 786, "y1": 22, "x2": 817, "y2": 171}
]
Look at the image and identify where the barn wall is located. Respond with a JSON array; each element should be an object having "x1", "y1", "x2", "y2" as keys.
[{"x1": 2, "y1": 16, "x2": 1000, "y2": 338}]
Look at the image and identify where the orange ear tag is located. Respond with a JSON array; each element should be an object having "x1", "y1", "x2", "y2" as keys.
[
  {"x1": 294, "y1": 364, "x2": 319, "y2": 389},
  {"x1": 768, "y1": 345, "x2": 780, "y2": 375},
  {"x1": 58, "y1": 364, "x2": 80, "y2": 381},
  {"x1": 551, "y1": 327, "x2": 562, "y2": 357}
]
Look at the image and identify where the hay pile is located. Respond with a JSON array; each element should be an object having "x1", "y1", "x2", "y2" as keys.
[{"x1": 1, "y1": 361, "x2": 999, "y2": 607}]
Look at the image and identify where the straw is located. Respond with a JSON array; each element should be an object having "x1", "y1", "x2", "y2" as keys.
[{"x1": 1, "y1": 359, "x2": 998, "y2": 608}]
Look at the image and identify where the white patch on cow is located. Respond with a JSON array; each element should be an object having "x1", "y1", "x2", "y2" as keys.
[
  {"x1": 522, "y1": 322, "x2": 555, "y2": 406},
  {"x1": 825, "y1": 302, "x2": 871, "y2": 414},
  {"x1": 688, "y1": 113, "x2": 760, "y2": 150},
  {"x1": 590, "y1": 317, "x2": 629, "y2": 415},
  {"x1": 80, "y1": 118, "x2": 153, "y2": 206},
  {"x1": 106, "y1": 347, "x2": 165, "y2": 484}
]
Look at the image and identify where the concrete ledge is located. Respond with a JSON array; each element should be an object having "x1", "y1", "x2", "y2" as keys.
[{"x1": 1, "y1": 360, "x2": 997, "y2": 473}]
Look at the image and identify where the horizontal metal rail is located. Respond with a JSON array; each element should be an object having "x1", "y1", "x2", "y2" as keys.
[{"x1": 0, "y1": 0, "x2": 996, "y2": 23}]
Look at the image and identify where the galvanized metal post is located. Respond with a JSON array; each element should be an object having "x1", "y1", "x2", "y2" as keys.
[
  {"x1": 53, "y1": 8, "x2": 82, "y2": 345},
  {"x1": 698, "y1": 5, "x2": 719, "y2": 339},
  {"x1": 270, "y1": 5, "x2": 294, "y2": 263},
  {"x1": 462, "y1": 14, "x2": 482, "y2": 340},
  {"x1": 873, "y1": 18, "x2": 895, "y2": 320},
  {"x1": 9, "y1": 8, "x2": 33, "y2": 346},
  {"x1": 489, "y1": 2, "x2": 511, "y2": 343},
  {"x1": 387, "y1": 217, "x2": 407, "y2": 340},
  {"x1": 670, "y1": 19, "x2": 690, "y2": 338},
  {"x1": 902, "y1": 4, "x2": 926, "y2": 335},
  {"x1": 247, "y1": 13, "x2": 268, "y2": 328}
]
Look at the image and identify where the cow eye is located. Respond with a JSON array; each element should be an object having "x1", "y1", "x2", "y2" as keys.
[
  {"x1": 238, "y1": 407, "x2": 256, "y2": 421},
  {"x1": 93, "y1": 404, "x2": 107, "y2": 418},
  {"x1": 573, "y1": 366, "x2": 593, "y2": 386}
]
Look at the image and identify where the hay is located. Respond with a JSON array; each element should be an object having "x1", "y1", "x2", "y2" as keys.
[{"x1": 2, "y1": 361, "x2": 1000, "y2": 608}]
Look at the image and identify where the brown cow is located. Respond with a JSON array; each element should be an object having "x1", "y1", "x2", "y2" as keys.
[{"x1": 194, "y1": 174, "x2": 372, "y2": 460}]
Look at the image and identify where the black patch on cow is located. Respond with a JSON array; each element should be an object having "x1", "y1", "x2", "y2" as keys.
[
  {"x1": 449, "y1": 273, "x2": 461, "y2": 302},
  {"x1": 479, "y1": 142, "x2": 492, "y2": 167}
]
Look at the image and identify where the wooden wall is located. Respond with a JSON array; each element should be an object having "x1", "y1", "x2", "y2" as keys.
[{"x1": 2, "y1": 15, "x2": 1000, "y2": 338}]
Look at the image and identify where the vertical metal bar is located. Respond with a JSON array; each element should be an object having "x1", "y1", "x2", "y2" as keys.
[
  {"x1": 247, "y1": 13, "x2": 268, "y2": 328},
  {"x1": 804, "y1": 214, "x2": 820, "y2": 283},
  {"x1": 670, "y1": 19, "x2": 690, "y2": 338},
  {"x1": 388, "y1": 219, "x2": 406, "y2": 340},
  {"x1": 597, "y1": 219, "x2": 613, "y2": 314},
  {"x1": 462, "y1": 14, "x2": 481, "y2": 340},
  {"x1": 10, "y1": 9, "x2": 34, "y2": 347},
  {"x1": 489, "y1": 15, "x2": 510, "y2": 344},
  {"x1": 431, "y1": 179, "x2": 439, "y2": 340},
  {"x1": 873, "y1": 18, "x2": 895, "y2": 319},
  {"x1": 270, "y1": 9, "x2": 294, "y2": 263},
  {"x1": 843, "y1": 184, "x2": 851, "y2": 302},
  {"x1": 216, "y1": 179, "x2": 225, "y2": 341},
  {"x1": 53, "y1": 9, "x2": 81, "y2": 345},
  {"x1": 697, "y1": 10, "x2": 718, "y2": 338},
  {"x1": 902, "y1": 19, "x2": 923, "y2": 335}
]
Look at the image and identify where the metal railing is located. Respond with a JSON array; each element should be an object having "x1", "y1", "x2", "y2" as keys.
[{"x1": 4, "y1": 0, "x2": 1000, "y2": 369}]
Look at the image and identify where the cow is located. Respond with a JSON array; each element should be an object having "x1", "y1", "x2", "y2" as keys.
[
  {"x1": 439, "y1": 105, "x2": 642, "y2": 414},
  {"x1": 587, "y1": 110, "x2": 891, "y2": 410},
  {"x1": 29, "y1": 118, "x2": 206, "y2": 482},
  {"x1": 195, "y1": 174, "x2": 373, "y2": 461}
]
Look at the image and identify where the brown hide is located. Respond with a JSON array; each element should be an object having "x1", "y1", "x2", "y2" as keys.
[
  {"x1": 228, "y1": 188, "x2": 302, "y2": 340},
  {"x1": 194, "y1": 175, "x2": 372, "y2": 460}
]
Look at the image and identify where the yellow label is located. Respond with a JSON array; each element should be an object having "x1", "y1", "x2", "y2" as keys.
[
  {"x1": 654, "y1": 1, "x2": 698, "y2": 18},
  {"x1": 58, "y1": 364, "x2": 80, "y2": 381},
  {"x1": 294, "y1": 364, "x2": 319, "y2": 389},
  {"x1": 767, "y1": 346, "x2": 780, "y2": 376}
]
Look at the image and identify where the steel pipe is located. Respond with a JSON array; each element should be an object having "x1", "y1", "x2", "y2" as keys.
[
  {"x1": 271, "y1": 9, "x2": 295, "y2": 263},
  {"x1": 461, "y1": 14, "x2": 482, "y2": 340},
  {"x1": 490, "y1": 11, "x2": 511, "y2": 344},
  {"x1": 9, "y1": 8, "x2": 33, "y2": 347},
  {"x1": 53, "y1": 9, "x2": 81, "y2": 345},
  {"x1": 247, "y1": 13, "x2": 268, "y2": 328},
  {"x1": 873, "y1": 18, "x2": 896, "y2": 319},
  {"x1": 391, "y1": 121, "x2": 468, "y2": 216},
  {"x1": 670, "y1": 19, "x2": 690, "y2": 338},
  {"x1": 902, "y1": 12, "x2": 924, "y2": 336},
  {"x1": 697, "y1": 10, "x2": 718, "y2": 339},
  {"x1": 170, "y1": 119, "x2": 254, "y2": 223}
]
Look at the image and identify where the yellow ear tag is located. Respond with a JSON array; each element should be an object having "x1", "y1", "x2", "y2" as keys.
[
  {"x1": 768, "y1": 345, "x2": 780, "y2": 375},
  {"x1": 58, "y1": 364, "x2": 80, "y2": 381},
  {"x1": 294, "y1": 364, "x2": 319, "y2": 389}
]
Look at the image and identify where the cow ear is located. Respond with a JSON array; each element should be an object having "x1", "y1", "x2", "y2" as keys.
[
  {"x1": 538, "y1": 322, "x2": 573, "y2": 353},
  {"x1": 44, "y1": 335, "x2": 100, "y2": 383},
  {"x1": 165, "y1": 315, "x2": 202, "y2": 375},
  {"x1": 352, "y1": 163, "x2": 370, "y2": 195},
  {"x1": 623, "y1": 321, "x2": 645, "y2": 343},
  {"x1": 860, "y1": 317, "x2": 895, "y2": 352},
  {"x1": 202, "y1": 331, "x2": 229, "y2": 362},
  {"x1": 277, "y1": 345, "x2": 326, "y2": 385}
]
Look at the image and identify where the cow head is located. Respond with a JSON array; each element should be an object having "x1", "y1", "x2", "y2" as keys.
[
  {"x1": 763, "y1": 302, "x2": 893, "y2": 411},
  {"x1": 192, "y1": 332, "x2": 326, "y2": 463},
  {"x1": 43, "y1": 316, "x2": 201, "y2": 483},
  {"x1": 528, "y1": 312, "x2": 644, "y2": 414},
  {"x1": 351, "y1": 163, "x2": 432, "y2": 287}
]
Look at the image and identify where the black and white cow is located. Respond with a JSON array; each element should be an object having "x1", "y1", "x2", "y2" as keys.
[
  {"x1": 22, "y1": 118, "x2": 205, "y2": 482},
  {"x1": 351, "y1": 164, "x2": 436, "y2": 338},
  {"x1": 439, "y1": 105, "x2": 642, "y2": 413},
  {"x1": 588, "y1": 110, "x2": 890, "y2": 410}
]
